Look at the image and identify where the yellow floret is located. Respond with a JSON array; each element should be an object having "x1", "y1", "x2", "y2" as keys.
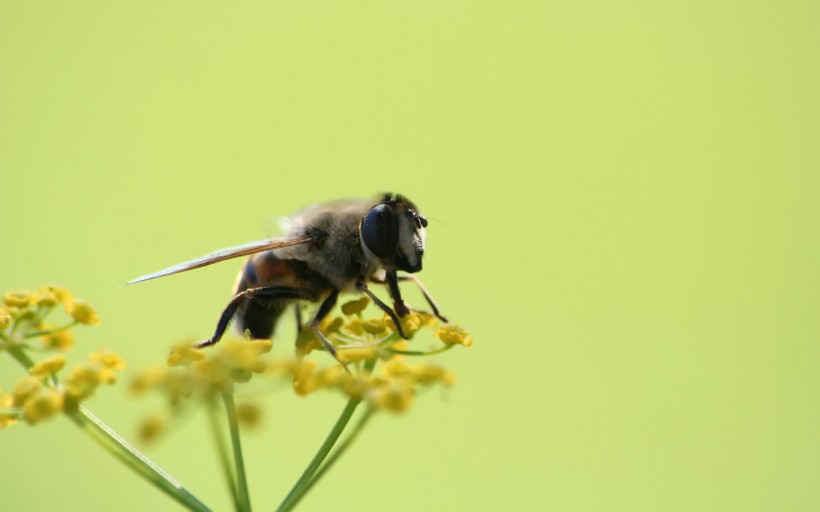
[
  {"x1": 4, "y1": 290, "x2": 34, "y2": 309},
  {"x1": 29, "y1": 355, "x2": 67, "y2": 379},
  {"x1": 341, "y1": 297, "x2": 369, "y2": 316},
  {"x1": 167, "y1": 344, "x2": 206, "y2": 367},
  {"x1": 337, "y1": 345, "x2": 378, "y2": 363},
  {"x1": 369, "y1": 380, "x2": 414, "y2": 412},
  {"x1": 67, "y1": 299, "x2": 100, "y2": 326},
  {"x1": 40, "y1": 329, "x2": 76, "y2": 351},
  {"x1": 23, "y1": 388, "x2": 64, "y2": 424},
  {"x1": 12, "y1": 376, "x2": 44, "y2": 407},
  {"x1": 382, "y1": 312, "x2": 422, "y2": 337},
  {"x1": 138, "y1": 414, "x2": 168, "y2": 442},
  {"x1": 435, "y1": 324, "x2": 473, "y2": 347},
  {"x1": 0, "y1": 307, "x2": 12, "y2": 330}
]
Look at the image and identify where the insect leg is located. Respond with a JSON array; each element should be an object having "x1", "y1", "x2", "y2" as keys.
[
  {"x1": 294, "y1": 304, "x2": 304, "y2": 332},
  {"x1": 384, "y1": 269, "x2": 410, "y2": 317},
  {"x1": 371, "y1": 273, "x2": 448, "y2": 322},
  {"x1": 195, "y1": 286, "x2": 312, "y2": 348},
  {"x1": 307, "y1": 289, "x2": 351, "y2": 372},
  {"x1": 357, "y1": 281, "x2": 409, "y2": 339}
]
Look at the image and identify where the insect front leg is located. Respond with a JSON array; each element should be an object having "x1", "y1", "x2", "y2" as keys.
[
  {"x1": 357, "y1": 280, "x2": 409, "y2": 339},
  {"x1": 384, "y1": 269, "x2": 410, "y2": 317},
  {"x1": 195, "y1": 286, "x2": 312, "y2": 348},
  {"x1": 371, "y1": 272, "x2": 448, "y2": 322}
]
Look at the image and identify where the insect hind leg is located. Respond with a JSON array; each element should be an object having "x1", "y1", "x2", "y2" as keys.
[{"x1": 195, "y1": 286, "x2": 313, "y2": 348}]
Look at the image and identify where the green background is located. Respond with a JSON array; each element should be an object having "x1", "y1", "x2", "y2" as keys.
[{"x1": 2, "y1": 1, "x2": 818, "y2": 510}]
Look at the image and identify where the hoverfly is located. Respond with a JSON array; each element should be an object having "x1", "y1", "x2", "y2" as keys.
[{"x1": 129, "y1": 193, "x2": 447, "y2": 364}]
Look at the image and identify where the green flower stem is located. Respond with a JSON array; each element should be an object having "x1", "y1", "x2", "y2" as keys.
[
  {"x1": 276, "y1": 396, "x2": 362, "y2": 512},
  {"x1": 221, "y1": 387, "x2": 251, "y2": 512},
  {"x1": 4, "y1": 343, "x2": 210, "y2": 512},
  {"x1": 66, "y1": 405, "x2": 211, "y2": 511},
  {"x1": 23, "y1": 321, "x2": 79, "y2": 338},
  {"x1": 277, "y1": 358, "x2": 378, "y2": 512},
  {"x1": 386, "y1": 344, "x2": 454, "y2": 356},
  {"x1": 207, "y1": 397, "x2": 240, "y2": 511},
  {"x1": 296, "y1": 406, "x2": 376, "y2": 503}
]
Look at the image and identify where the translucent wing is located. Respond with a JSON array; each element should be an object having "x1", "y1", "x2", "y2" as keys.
[{"x1": 127, "y1": 236, "x2": 312, "y2": 285}]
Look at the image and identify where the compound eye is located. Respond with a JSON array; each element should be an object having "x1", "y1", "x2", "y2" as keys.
[{"x1": 361, "y1": 204, "x2": 399, "y2": 258}]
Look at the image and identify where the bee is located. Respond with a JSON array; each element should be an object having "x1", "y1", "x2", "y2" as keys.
[{"x1": 129, "y1": 193, "x2": 447, "y2": 364}]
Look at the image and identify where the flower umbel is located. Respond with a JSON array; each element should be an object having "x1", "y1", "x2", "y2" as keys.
[{"x1": 3, "y1": 282, "x2": 472, "y2": 512}]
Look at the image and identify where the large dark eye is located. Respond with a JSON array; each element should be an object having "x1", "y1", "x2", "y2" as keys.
[{"x1": 361, "y1": 204, "x2": 399, "y2": 258}]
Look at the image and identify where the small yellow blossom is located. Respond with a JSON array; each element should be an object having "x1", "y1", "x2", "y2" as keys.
[
  {"x1": 39, "y1": 328, "x2": 76, "y2": 350},
  {"x1": 341, "y1": 297, "x2": 369, "y2": 316},
  {"x1": 64, "y1": 363, "x2": 114, "y2": 400},
  {"x1": 190, "y1": 358, "x2": 231, "y2": 387},
  {"x1": 167, "y1": 344, "x2": 206, "y2": 367},
  {"x1": 343, "y1": 317, "x2": 365, "y2": 336},
  {"x1": 0, "y1": 392, "x2": 18, "y2": 429},
  {"x1": 48, "y1": 285, "x2": 74, "y2": 307},
  {"x1": 294, "y1": 327, "x2": 323, "y2": 357},
  {"x1": 435, "y1": 324, "x2": 473, "y2": 347},
  {"x1": 236, "y1": 403, "x2": 262, "y2": 428},
  {"x1": 89, "y1": 351, "x2": 127, "y2": 372},
  {"x1": 33, "y1": 287, "x2": 59, "y2": 307},
  {"x1": 415, "y1": 311, "x2": 439, "y2": 328},
  {"x1": 315, "y1": 365, "x2": 348, "y2": 387},
  {"x1": 337, "y1": 345, "x2": 378, "y2": 363},
  {"x1": 383, "y1": 312, "x2": 422, "y2": 337},
  {"x1": 22, "y1": 388, "x2": 64, "y2": 424},
  {"x1": 163, "y1": 374, "x2": 196, "y2": 405},
  {"x1": 413, "y1": 364, "x2": 456, "y2": 387},
  {"x1": 4, "y1": 290, "x2": 34, "y2": 309},
  {"x1": 320, "y1": 316, "x2": 344, "y2": 336},
  {"x1": 66, "y1": 299, "x2": 100, "y2": 326},
  {"x1": 361, "y1": 319, "x2": 387, "y2": 335},
  {"x1": 380, "y1": 359, "x2": 416, "y2": 381},
  {"x1": 12, "y1": 376, "x2": 44, "y2": 407},
  {"x1": 292, "y1": 360, "x2": 320, "y2": 396},
  {"x1": 340, "y1": 373, "x2": 373, "y2": 399},
  {"x1": 369, "y1": 380, "x2": 414, "y2": 412},
  {"x1": 29, "y1": 355, "x2": 67, "y2": 379},
  {"x1": 219, "y1": 339, "x2": 272, "y2": 374},
  {"x1": 0, "y1": 307, "x2": 11, "y2": 330},
  {"x1": 138, "y1": 414, "x2": 168, "y2": 442}
]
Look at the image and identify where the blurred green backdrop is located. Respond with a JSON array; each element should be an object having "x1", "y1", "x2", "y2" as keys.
[{"x1": 2, "y1": 1, "x2": 818, "y2": 510}]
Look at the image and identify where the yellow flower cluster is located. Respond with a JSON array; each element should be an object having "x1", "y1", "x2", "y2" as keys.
[
  {"x1": 275, "y1": 358, "x2": 455, "y2": 412},
  {"x1": 0, "y1": 285, "x2": 100, "y2": 353},
  {"x1": 0, "y1": 350, "x2": 126, "y2": 427},
  {"x1": 130, "y1": 296, "x2": 472, "y2": 439},
  {"x1": 132, "y1": 339, "x2": 274, "y2": 406},
  {"x1": 0, "y1": 285, "x2": 115, "y2": 429}
]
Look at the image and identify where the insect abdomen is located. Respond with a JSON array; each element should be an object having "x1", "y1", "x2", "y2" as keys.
[{"x1": 232, "y1": 251, "x2": 331, "y2": 339}]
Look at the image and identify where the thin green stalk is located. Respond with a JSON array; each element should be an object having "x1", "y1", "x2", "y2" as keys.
[
  {"x1": 207, "y1": 397, "x2": 240, "y2": 511},
  {"x1": 386, "y1": 344, "x2": 454, "y2": 356},
  {"x1": 276, "y1": 396, "x2": 362, "y2": 512},
  {"x1": 23, "y1": 320, "x2": 78, "y2": 338},
  {"x1": 294, "y1": 406, "x2": 376, "y2": 505},
  {"x1": 66, "y1": 405, "x2": 211, "y2": 511},
  {"x1": 4, "y1": 343, "x2": 210, "y2": 511},
  {"x1": 276, "y1": 357, "x2": 377, "y2": 512},
  {"x1": 222, "y1": 388, "x2": 251, "y2": 512}
]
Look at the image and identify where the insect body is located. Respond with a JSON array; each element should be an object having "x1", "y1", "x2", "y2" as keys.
[{"x1": 129, "y1": 193, "x2": 446, "y2": 363}]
